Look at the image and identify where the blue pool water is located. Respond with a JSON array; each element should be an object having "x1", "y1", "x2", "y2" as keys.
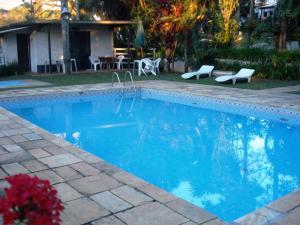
[
  {"x1": 0, "y1": 80, "x2": 27, "y2": 88},
  {"x1": 1, "y1": 90, "x2": 300, "y2": 221}
]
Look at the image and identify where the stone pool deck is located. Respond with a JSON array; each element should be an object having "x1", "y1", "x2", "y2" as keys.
[{"x1": 0, "y1": 80, "x2": 299, "y2": 225}]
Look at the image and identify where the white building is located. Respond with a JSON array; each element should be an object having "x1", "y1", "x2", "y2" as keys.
[
  {"x1": 0, "y1": 20, "x2": 135, "y2": 72},
  {"x1": 255, "y1": 5, "x2": 276, "y2": 20}
]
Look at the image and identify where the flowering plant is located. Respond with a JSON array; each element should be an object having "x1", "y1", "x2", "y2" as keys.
[{"x1": 0, "y1": 174, "x2": 64, "y2": 225}]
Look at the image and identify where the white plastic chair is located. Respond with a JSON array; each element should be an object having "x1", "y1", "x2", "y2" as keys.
[
  {"x1": 141, "y1": 58, "x2": 156, "y2": 76},
  {"x1": 59, "y1": 56, "x2": 77, "y2": 73},
  {"x1": 117, "y1": 55, "x2": 125, "y2": 70},
  {"x1": 89, "y1": 56, "x2": 102, "y2": 71},
  {"x1": 153, "y1": 58, "x2": 161, "y2": 74}
]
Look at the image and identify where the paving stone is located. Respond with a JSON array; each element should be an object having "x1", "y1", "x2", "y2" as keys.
[
  {"x1": 0, "y1": 168, "x2": 7, "y2": 179},
  {"x1": 181, "y1": 222, "x2": 198, "y2": 225},
  {"x1": 116, "y1": 202, "x2": 189, "y2": 225},
  {"x1": 23, "y1": 133, "x2": 42, "y2": 141},
  {"x1": 1, "y1": 163, "x2": 29, "y2": 175},
  {"x1": 61, "y1": 197, "x2": 110, "y2": 225},
  {"x1": 166, "y1": 198, "x2": 216, "y2": 224},
  {"x1": 0, "y1": 151, "x2": 33, "y2": 164},
  {"x1": 8, "y1": 123, "x2": 24, "y2": 129},
  {"x1": 70, "y1": 162, "x2": 100, "y2": 176},
  {"x1": 39, "y1": 153, "x2": 82, "y2": 168},
  {"x1": 2, "y1": 144, "x2": 23, "y2": 152},
  {"x1": 112, "y1": 171, "x2": 147, "y2": 188},
  {"x1": 0, "y1": 124, "x2": 10, "y2": 131},
  {"x1": 9, "y1": 135, "x2": 27, "y2": 143},
  {"x1": 91, "y1": 215, "x2": 126, "y2": 225},
  {"x1": 21, "y1": 160, "x2": 48, "y2": 172},
  {"x1": 235, "y1": 213, "x2": 270, "y2": 225},
  {"x1": 54, "y1": 183, "x2": 82, "y2": 202},
  {"x1": 268, "y1": 190, "x2": 300, "y2": 213},
  {"x1": 255, "y1": 207, "x2": 283, "y2": 222},
  {"x1": 0, "y1": 114, "x2": 7, "y2": 121},
  {"x1": 277, "y1": 206, "x2": 300, "y2": 225},
  {"x1": 53, "y1": 166, "x2": 83, "y2": 181},
  {"x1": 3, "y1": 128, "x2": 32, "y2": 136},
  {"x1": 202, "y1": 219, "x2": 228, "y2": 225},
  {"x1": 28, "y1": 148, "x2": 51, "y2": 158},
  {"x1": 92, "y1": 161, "x2": 122, "y2": 175},
  {"x1": 19, "y1": 140, "x2": 52, "y2": 150},
  {"x1": 44, "y1": 145, "x2": 66, "y2": 155},
  {"x1": 0, "y1": 146, "x2": 8, "y2": 155},
  {"x1": 69, "y1": 174, "x2": 120, "y2": 195},
  {"x1": 0, "y1": 137, "x2": 13, "y2": 145},
  {"x1": 111, "y1": 185, "x2": 152, "y2": 206},
  {"x1": 32, "y1": 170, "x2": 64, "y2": 184},
  {"x1": 91, "y1": 191, "x2": 132, "y2": 213},
  {"x1": 75, "y1": 152, "x2": 103, "y2": 163},
  {"x1": 0, "y1": 180, "x2": 9, "y2": 194},
  {"x1": 137, "y1": 183, "x2": 177, "y2": 203}
]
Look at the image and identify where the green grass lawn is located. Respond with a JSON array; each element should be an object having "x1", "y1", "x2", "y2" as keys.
[{"x1": 0, "y1": 71, "x2": 300, "y2": 91}]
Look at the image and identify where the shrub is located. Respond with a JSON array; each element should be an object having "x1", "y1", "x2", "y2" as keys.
[
  {"x1": 0, "y1": 62, "x2": 24, "y2": 77},
  {"x1": 191, "y1": 47, "x2": 300, "y2": 80},
  {"x1": 0, "y1": 174, "x2": 64, "y2": 225}
]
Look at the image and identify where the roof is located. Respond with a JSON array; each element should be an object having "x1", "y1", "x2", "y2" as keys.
[
  {"x1": 256, "y1": 4, "x2": 276, "y2": 9},
  {"x1": 0, "y1": 20, "x2": 137, "y2": 34}
]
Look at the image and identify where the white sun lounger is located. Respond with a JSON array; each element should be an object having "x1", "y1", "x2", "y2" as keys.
[
  {"x1": 215, "y1": 68, "x2": 255, "y2": 85},
  {"x1": 181, "y1": 65, "x2": 215, "y2": 80}
]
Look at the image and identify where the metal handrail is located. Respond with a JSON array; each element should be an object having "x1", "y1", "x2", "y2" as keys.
[
  {"x1": 123, "y1": 71, "x2": 136, "y2": 91},
  {"x1": 112, "y1": 72, "x2": 122, "y2": 88}
]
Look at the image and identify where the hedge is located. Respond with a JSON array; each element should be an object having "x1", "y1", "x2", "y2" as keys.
[
  {"x1": 0, "y1": 62, "x2": 24, "y2": 77},
  {"x1": 191, "y1": 48, "x2": 300, "y2": 80}
]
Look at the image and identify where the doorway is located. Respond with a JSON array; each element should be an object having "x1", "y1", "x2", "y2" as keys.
[
  {"x1": 17, "y1": 34, "x2": 31, "y2": 72},
  {"x1": 70, "y1": 31, "x2": 91, "y2": 70}
]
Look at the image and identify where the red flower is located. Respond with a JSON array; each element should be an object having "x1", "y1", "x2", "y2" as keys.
[{"x1": 0, "y1": 174, "x2": 64, "y2": 225}]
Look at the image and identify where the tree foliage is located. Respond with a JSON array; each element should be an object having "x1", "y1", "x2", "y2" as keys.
[{"x1": 214, "y1": 0, "x2": 239, "y2": 45}]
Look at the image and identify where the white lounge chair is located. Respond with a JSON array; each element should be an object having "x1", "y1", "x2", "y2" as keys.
[
  {"x1": 215, "y1": 68, "x2": 255, "y2": 85},
  {"x1": 181, "y1": 65, "x2": 215, "y2": 80}
]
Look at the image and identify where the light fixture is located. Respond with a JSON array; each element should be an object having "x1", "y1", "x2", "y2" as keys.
[{"x1": 61, "y1": 5, "x2": 71, "y2": 20}]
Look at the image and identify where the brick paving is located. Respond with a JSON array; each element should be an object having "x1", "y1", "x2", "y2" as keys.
[{"x1": 0, "y1": 80, "x2": 299, "y2": 225}]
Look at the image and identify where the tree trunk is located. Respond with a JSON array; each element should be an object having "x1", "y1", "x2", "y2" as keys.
[
  {"x1": 61, "y1": 0, "x2": 71, "y2": 75},
  {"x1": 278, "y1": 19, "x2": 287, "y2": 49},
  {"x1": 183, "y1": 29, "x2": 189, "y2": 72},
  {"x1": 247, "y1": 0, "x2": 255, "y2": 48},
  {"x1": 249, "y1": 0, "x2": 255, "y2": 19},
  {"x1": 75, "y1": 0, "x2": 80, "y2": 20}
]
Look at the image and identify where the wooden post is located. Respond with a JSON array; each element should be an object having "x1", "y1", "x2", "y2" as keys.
[{"x1": 47, "y1": 27, "x2": 52, "y2": 74}]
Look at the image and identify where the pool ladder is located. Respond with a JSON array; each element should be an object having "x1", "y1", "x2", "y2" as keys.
[{"x1": 112, "y1": 71, "x2": 136, "y2": 92}]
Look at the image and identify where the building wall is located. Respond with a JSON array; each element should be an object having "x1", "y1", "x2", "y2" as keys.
[
  {"x1": 30, "y1": 26, "x2": 113, "y2": 72},
  {"x1": 90, "y1": 27, "x2": 114, "y2": 59},
  {"x1": 30, "y1": 26, "x2": 63, "y2": 72},
  {"x1": 1, "y1": 33, "x2": 18, "y2": 64}
]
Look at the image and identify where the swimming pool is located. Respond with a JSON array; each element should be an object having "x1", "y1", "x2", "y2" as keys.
[
  {"x1": 1, "y1": 88, "x2": 299, "y2": 221},
  {"x1": 0, "y1": 80, "x2": 28, "y2": 88}
]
